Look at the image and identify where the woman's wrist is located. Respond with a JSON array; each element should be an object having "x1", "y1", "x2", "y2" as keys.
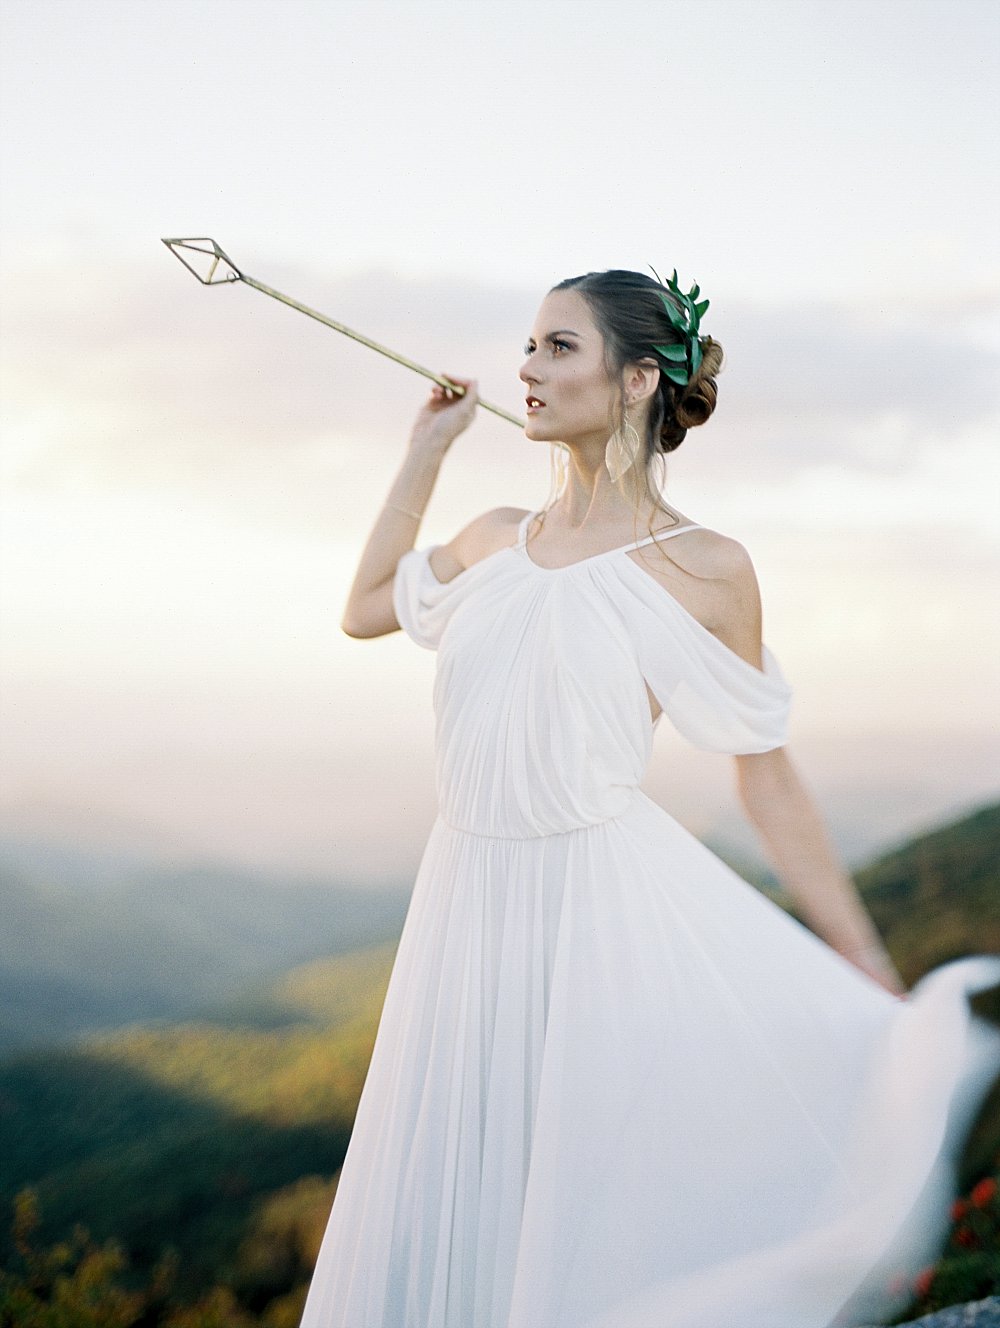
[
  {"x1": 407, "y1": 428, "x2": 453, "y2": 462},
  {"x1": 839, "y1": 939, "x2": 907, "y2": 996},
  {"x1": 384, "y1": 501, "x2": 424, "y2": 521},
  {"x1": 842, "y1": 939, "x2": 889, "y2": 959},
  {"x1": 386, "y1": 439, "x2": 447, "y2": 522}
]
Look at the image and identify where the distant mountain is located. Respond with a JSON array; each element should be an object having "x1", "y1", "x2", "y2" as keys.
[{"x1": 0, "y1": 838, "x2": 409, "y2": 1052}]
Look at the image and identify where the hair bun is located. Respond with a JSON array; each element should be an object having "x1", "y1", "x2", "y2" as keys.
[{"x1": 659, "y1": 337, "x2": 724, "y2": 452}]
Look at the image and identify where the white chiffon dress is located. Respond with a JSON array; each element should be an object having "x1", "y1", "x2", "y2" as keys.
[{"x1": 300, "y1": 513, "x2": 1000, "y2": 1328}]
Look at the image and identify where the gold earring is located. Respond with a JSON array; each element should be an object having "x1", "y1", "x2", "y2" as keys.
[{"x1": 605, "y1": 406, "x2": 641, "y2": 482}]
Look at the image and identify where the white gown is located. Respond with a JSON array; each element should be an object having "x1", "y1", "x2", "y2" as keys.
[{"x1": 301, "y1": 513, "x2": 1000, "y2": 1328}]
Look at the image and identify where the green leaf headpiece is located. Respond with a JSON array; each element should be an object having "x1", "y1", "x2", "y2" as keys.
[{"x1": 650, "y1": 267, "x2": 710, "y2": 388}]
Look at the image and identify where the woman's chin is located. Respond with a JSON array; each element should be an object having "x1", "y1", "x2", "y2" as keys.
[{"x1": 524, "y1": 419, "x2": 562, "y2": 444}]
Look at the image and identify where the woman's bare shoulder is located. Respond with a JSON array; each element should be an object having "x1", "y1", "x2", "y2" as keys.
[
  {"x1": 463, "y1": 505, "x2": 532, "y2": 545},
  {"x1": 645, "y1": 523, "x2": 756, "y2": 581},
  {"x1": 428, "y1": 506, "x2": 531, "y2": 583},
  {"x1": 639, "y1": 525, "x2": 764, "y2": 661}
]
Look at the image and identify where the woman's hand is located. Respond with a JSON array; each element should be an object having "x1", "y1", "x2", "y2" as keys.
[{"x1": 409, "y1": 376, "x2": 479, "y2": 457}]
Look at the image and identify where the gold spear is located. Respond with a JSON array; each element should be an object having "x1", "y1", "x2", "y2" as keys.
[{"x1": 161, "y1": 238, "x2": 524, "y2": 429}]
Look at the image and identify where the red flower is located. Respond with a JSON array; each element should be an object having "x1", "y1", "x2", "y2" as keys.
[
  {"x1": 970, "y1": 1177, "x2": 997, "y2": 1208},
  {"x1": 955, "y1": 1226, "x2": 978, "y2": 1248},
  {"x1": 914, "y1": 1266, "x2": 936, "y2": 1298},
  {"x1": 950, "y1": 1196, "x2": 969, "y2": 1221}
]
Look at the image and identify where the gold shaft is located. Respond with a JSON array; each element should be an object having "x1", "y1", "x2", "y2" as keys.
[
  {"x1": 162, "y1": 238, "x2": 525, "y2": 428},
  {"x1": 241, "y1": 273, "x2": 525, "y2": 429}
]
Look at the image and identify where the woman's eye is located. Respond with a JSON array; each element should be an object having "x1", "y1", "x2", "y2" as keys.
[{"x1": 524, "y1": 338, "x2": 571, "y2": 356}]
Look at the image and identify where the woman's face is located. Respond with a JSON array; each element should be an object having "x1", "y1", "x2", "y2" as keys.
[{"x1": 519, "y1": 289, "x2": 618, "y2": 447}]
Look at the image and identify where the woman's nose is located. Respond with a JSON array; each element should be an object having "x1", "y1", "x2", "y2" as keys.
[{"x1": 519, "y1": 356, "x2": 538, "y2": 385}]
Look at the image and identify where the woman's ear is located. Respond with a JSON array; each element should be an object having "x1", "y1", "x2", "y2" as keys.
[{"x1": 624, "y1": 357, "x2": 661, "y2": 408}]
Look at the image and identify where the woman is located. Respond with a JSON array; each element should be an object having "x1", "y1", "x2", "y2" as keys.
[{"x1": 300, "y1": 270, "x2": 1000, "y2": 1328}]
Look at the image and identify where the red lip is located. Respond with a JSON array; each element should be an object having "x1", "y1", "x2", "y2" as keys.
[{"x1": 525, "y1": 396, "x2": 546, "y2": 411}]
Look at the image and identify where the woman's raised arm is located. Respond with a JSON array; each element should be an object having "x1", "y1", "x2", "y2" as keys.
[{"x1": 340, "y1": 377, "x2": 479, "y2": 639}]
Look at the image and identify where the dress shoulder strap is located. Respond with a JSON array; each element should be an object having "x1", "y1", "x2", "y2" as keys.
[
  {"x1": 628, "y1": 523, "x2": 703, "y2": 551},
  {"x1": 514, "y1": 510, "x2": 537, "y2": 548}
]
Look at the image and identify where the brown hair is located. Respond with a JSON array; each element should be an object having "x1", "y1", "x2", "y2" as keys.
[{"x1": 552, "y1": 269, "x2": 724, "y2": 456}]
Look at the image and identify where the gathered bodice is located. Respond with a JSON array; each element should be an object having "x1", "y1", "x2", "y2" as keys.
[{"x1": 393, "y1": 514, "x2": 793, "y2": 839}]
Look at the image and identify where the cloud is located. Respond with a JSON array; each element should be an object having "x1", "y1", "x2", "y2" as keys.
[
  {"x1": 2, "y1": 254, "x2": 997, "y2": 514},
  {"x1": 701, "y1": 294, "x2": 1000, "y2": 474},
  {"x1": 0, "y1": 256, "x2": 535, "y2": 503}
]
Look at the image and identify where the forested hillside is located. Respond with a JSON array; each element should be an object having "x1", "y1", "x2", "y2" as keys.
[{"x1": 0, "y1": 943, "x2": 396, "y2": 1315}]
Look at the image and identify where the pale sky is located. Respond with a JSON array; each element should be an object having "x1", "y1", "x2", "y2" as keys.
[{"x1": 1, "y1": 0, "x2": 998, "y2": 882}]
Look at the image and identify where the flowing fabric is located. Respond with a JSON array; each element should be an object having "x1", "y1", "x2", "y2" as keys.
[{"x1": 301, "y1": 515, "x2": 1000, "y2": 1328}]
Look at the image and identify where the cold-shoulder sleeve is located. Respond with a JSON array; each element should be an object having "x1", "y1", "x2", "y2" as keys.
[
  {"x1": 617, "y1": 560, "x2": 793, "y2": 754},
  {"x1": 392, "y1": 546, "x2": 456, "y2": 650}
]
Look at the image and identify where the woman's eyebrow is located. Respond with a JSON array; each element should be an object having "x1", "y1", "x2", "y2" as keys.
[{"x1": 544, "y1": 329, "x2": 581, "y2": 340}]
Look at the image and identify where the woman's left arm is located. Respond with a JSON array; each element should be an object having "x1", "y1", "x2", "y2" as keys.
[
  {"x1": 689, "y1": 538, "x2": 906, "y2": 997},
  {"x1": 734, "y1": 747, "x2": 908, "y2": 998}
]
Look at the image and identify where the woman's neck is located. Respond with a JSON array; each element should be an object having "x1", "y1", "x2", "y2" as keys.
[{"x1": 551, "y1": 447, "x2": 665, "y2": 533}]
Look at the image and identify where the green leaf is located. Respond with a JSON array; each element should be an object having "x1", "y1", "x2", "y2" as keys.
[
  {"x1": 662, "y1": 365, "x2": 689, "y2": 386},
  {"x1": 654, "y1": 343, "x2": 688, "y2": 362},
  {"x1": 660, "y1": 296, "x2": 686, "y2": 331},
  {"x1": 694, "y1": 299, "x2": 710, "y2": 319},
  {"x1": 690, "y1": 338, "x2": 703, "y2": 376}
]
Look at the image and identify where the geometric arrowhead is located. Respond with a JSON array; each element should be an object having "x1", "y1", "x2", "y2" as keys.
[{"x1": 161, "y1": 237, "x2": 242, "y2": 285}]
